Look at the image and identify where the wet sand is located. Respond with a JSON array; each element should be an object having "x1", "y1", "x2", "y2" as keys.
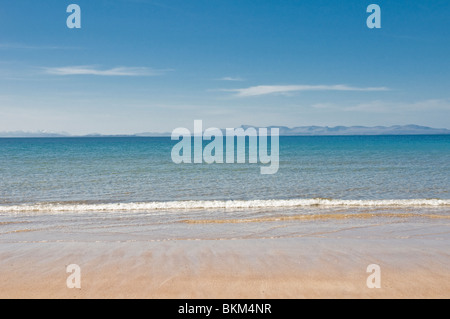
[
  {"x1": 0, "y1": 236, "x2": 449, "y2": 299},
  {"x1": 1, "y1": 207, "x2": 449, "y2": 298}
]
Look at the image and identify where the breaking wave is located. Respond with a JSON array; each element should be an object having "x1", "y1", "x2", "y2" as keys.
[{"x1": 0, "y1": 198, "x2": 449, "y2": 213}]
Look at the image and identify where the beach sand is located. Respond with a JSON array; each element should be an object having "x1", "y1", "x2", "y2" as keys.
[{"x1": 1, "y1": 236, "x2": 449, "y2": 299}]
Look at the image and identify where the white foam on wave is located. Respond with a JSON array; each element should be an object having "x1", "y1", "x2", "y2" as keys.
[{"x1": 0, "y1": 198, "x2": 449, "y2": 213}]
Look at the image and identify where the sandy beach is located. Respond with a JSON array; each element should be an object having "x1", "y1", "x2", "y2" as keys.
[
  {"x1": 1, "y1": 234, "x2": 449, "y2": 299},
  {"x1": 1, "y1": 202, "x2": 449, "y2": 299}
]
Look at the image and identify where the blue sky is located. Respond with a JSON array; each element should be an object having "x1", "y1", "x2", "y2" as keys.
[{"x1": 0, "y1": 0, "x2": 449, "y2": 134}]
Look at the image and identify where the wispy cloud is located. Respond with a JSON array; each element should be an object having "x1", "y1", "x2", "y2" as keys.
[
  {"x1": 0, "y1": 43, "x2": 79, "y2": 50},
  {"x1": 218, "y1": 76, "x2": 245, "y2": 81},
  {"x1": 222, "y1": 84, "x2": 390, "y2": 97},
  {"x1": 43, "y1": 66, "x2": 167, "y2": 76},
  {"x1": 344, "y1": 99, "x2": 450, "y2": 113},
  {"x1": 311, "y1": 99, "x2": 450, "y2": 113}
]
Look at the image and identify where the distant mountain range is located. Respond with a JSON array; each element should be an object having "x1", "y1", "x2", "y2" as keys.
[
  {"x1": 1, "y1": 125, "x2": 449, "y2": 137},
  {"x1": 0, "y1": 130, "x2": 70, "y2": 138},
  {"x1": 241, "y1": 124, "x2": 450, "y2": 136}
]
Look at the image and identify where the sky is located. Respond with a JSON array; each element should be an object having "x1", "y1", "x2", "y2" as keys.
[{"x1": 0, "y1": 0, "x2": 449, "y2": 134}]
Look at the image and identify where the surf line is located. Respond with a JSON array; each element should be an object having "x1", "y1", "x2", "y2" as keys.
[{"x1": 171, "y1": 120, "x2": 279, "y2": 174}]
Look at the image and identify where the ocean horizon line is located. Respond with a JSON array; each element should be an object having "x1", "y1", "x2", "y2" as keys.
[{"x1": 1, "y1": 124, "x2": 450, "y2": 138}]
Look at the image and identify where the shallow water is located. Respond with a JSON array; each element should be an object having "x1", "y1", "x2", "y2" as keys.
[{"x1": 0, "y1": 135, "x2": 449, "y2": 242}]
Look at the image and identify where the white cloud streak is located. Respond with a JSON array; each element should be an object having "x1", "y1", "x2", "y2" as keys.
[
  {"x1": 218, "y1": 76, "x2": 245, "y2": 81},
  {"x1": 0, "y1": 43, "x2": 78, "y2": 50},
  {"x1": 43, "y1": 66, "x2": 166, "y2": 76},
  {"x1": 223, "y1": 84, "x2": 390, "y2": 97},
  {"x1": 343, "y1": 99, "x2": 450, "y2": 113},
  {"x1": 308, "y1": 99, "x2": 450, "y2": 115}
]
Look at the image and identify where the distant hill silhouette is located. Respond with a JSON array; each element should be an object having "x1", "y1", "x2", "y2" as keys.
[
  {"x1": 240, "y1": 124, "x2": 450, "y2": 136},
  {"x1": 1, "y1": 125, "x2": 449, "y2": 137}
]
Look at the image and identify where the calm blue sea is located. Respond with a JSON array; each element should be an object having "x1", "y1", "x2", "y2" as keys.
[
  {"x1": 0, "y1": 135, "x2": 449, "y2": 209},
  {"x1": 0, "y1": 135, "x2": 449, "y2": 243}
]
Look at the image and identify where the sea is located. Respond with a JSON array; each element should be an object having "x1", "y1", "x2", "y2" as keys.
[{"x1": 0, "y1": 135, "x2": 449, "y2": 242}]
